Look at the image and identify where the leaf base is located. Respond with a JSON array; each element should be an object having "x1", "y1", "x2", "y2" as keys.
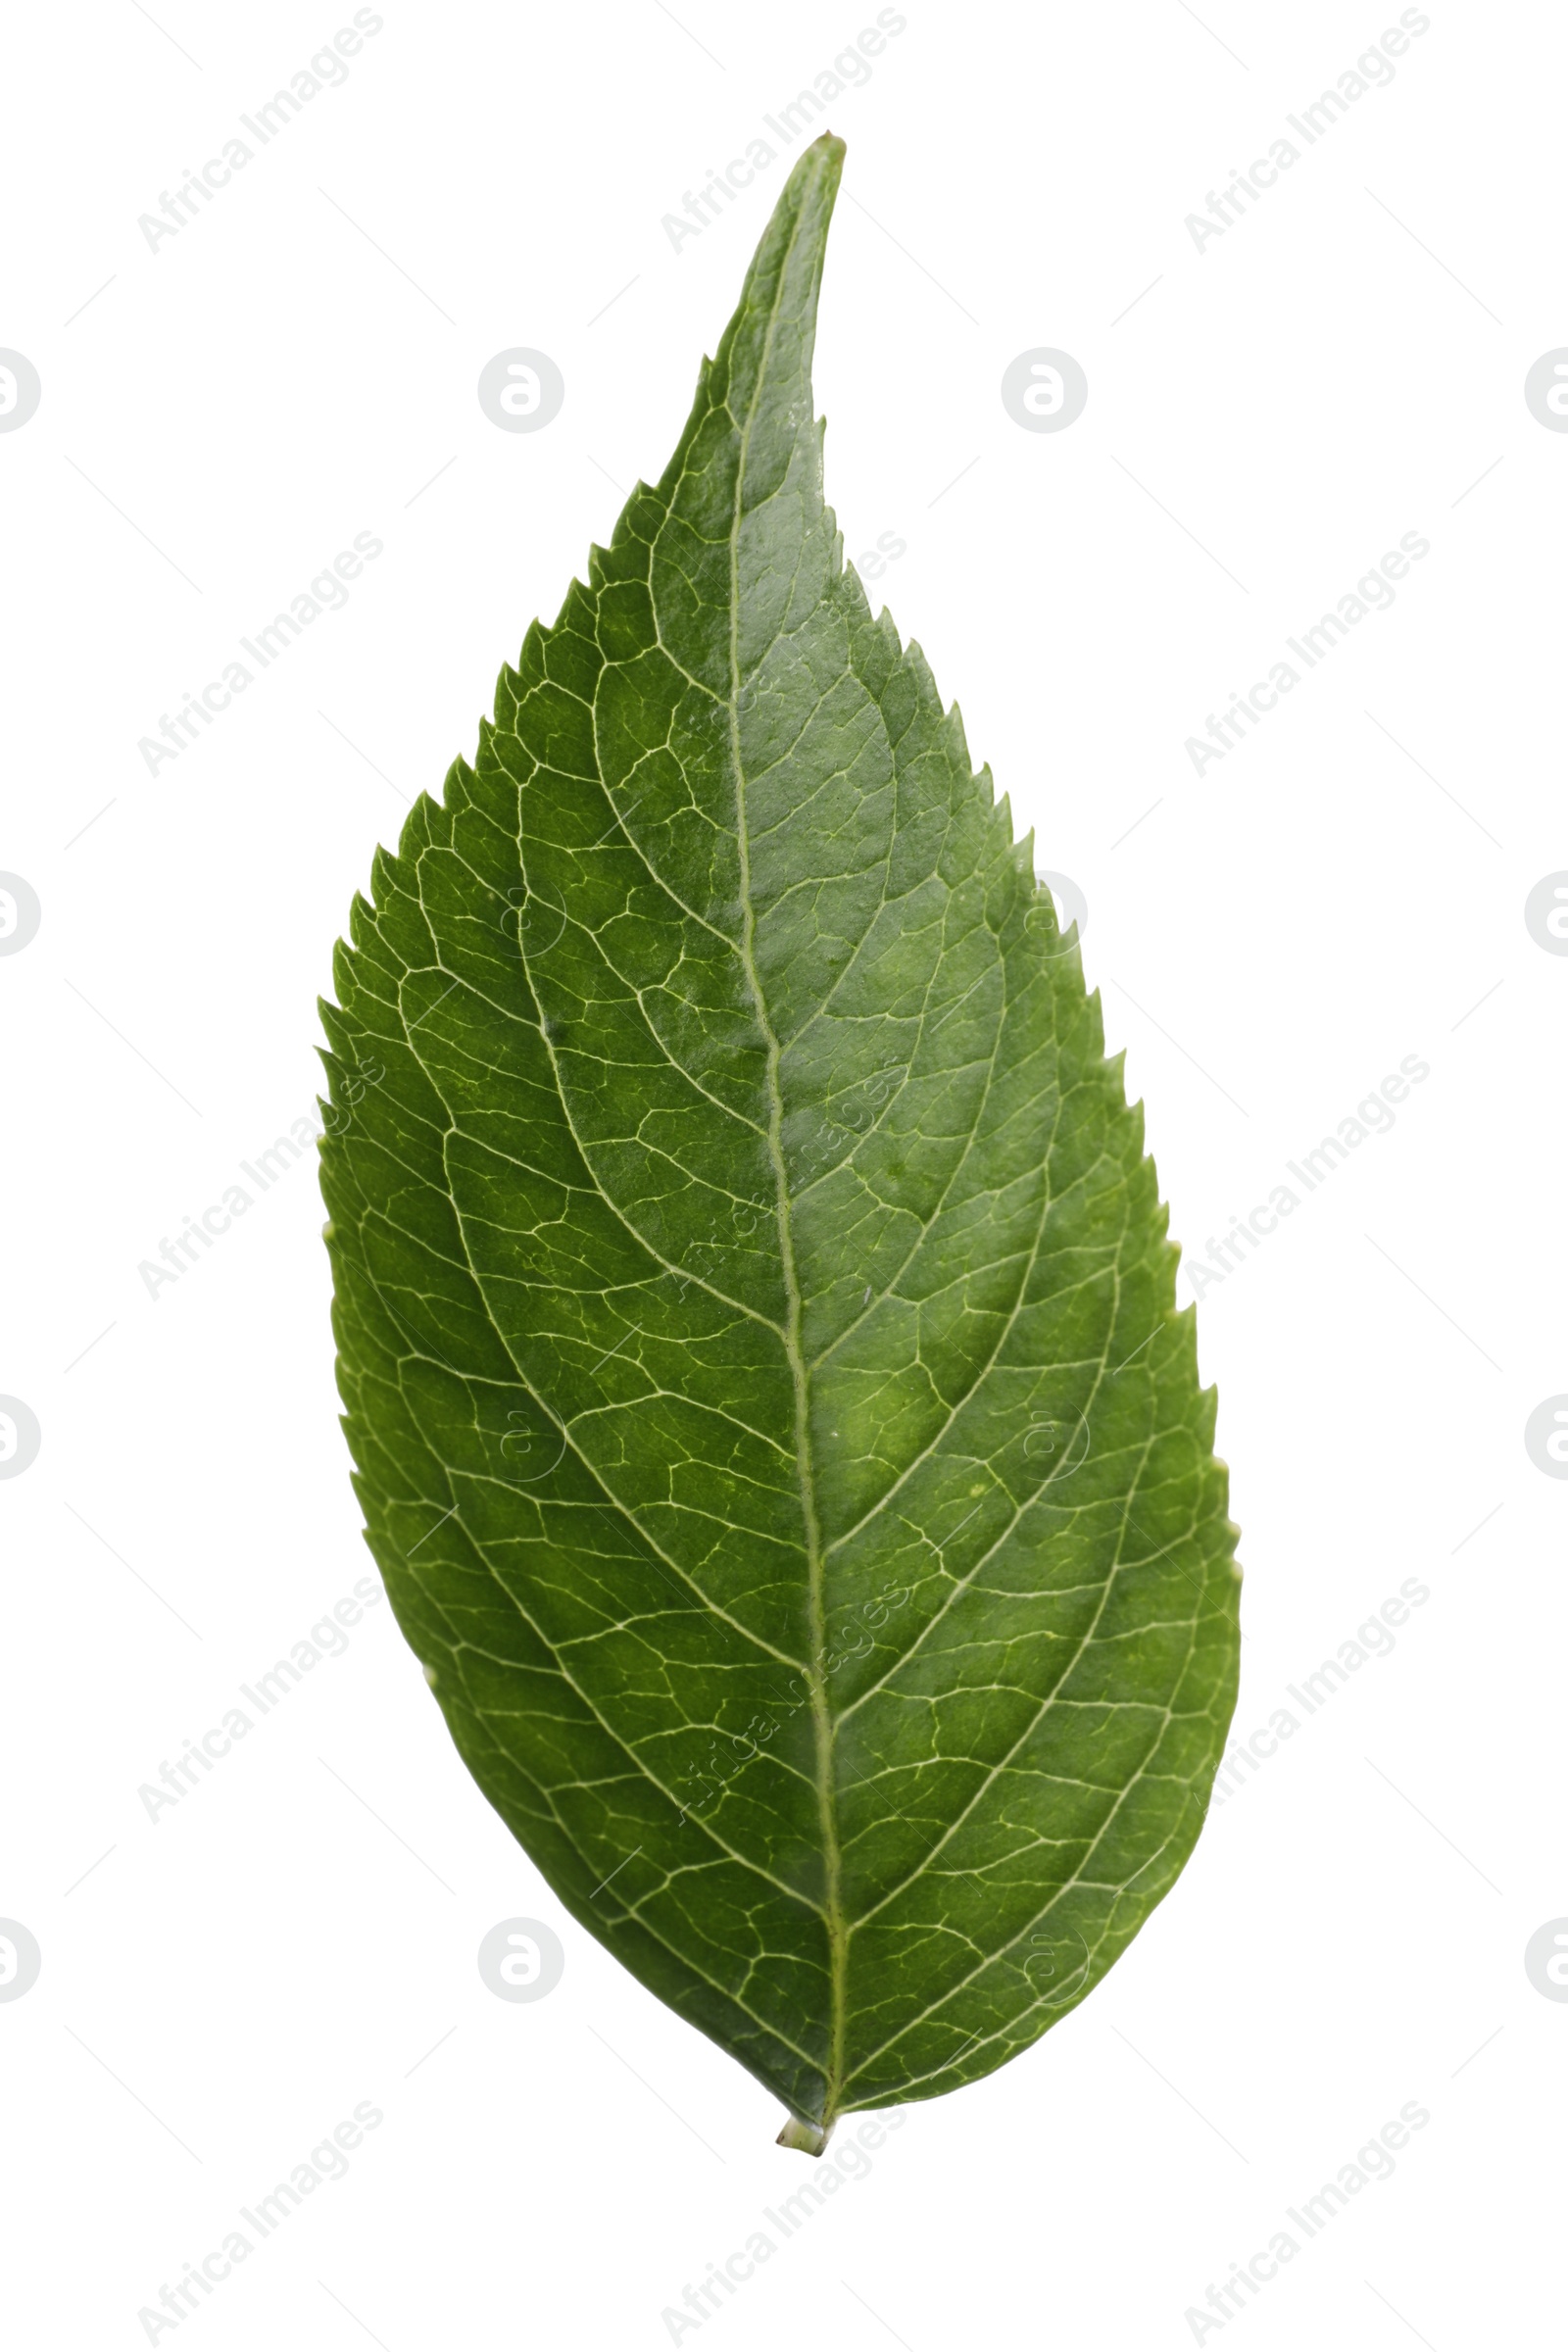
[{"x1": 776, "y1": 2114, "x2": 835, "y2": 2156}]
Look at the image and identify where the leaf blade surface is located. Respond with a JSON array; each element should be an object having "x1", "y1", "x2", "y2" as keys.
[{"x1": 319, "y1": 133, "x2": 1241, "y2": 2136}]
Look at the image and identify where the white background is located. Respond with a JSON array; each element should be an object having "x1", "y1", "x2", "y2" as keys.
[{"x1": 3, "y1": 1, "x2": 1563, "y2": 2344}]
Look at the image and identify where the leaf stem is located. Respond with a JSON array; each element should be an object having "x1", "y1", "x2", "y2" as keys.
[{"x1": 776, "y1": 2114, "x2": 835, "y2": 2156}]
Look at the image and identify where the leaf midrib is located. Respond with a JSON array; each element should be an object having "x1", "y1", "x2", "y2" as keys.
[{"x1": 718, "y1": 203, "x2": 849, "y2": 2130}]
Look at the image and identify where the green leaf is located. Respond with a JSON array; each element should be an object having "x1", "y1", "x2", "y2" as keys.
[{"x1": 318, "y1": 133, "x2": 1241, "y2": 2145}]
